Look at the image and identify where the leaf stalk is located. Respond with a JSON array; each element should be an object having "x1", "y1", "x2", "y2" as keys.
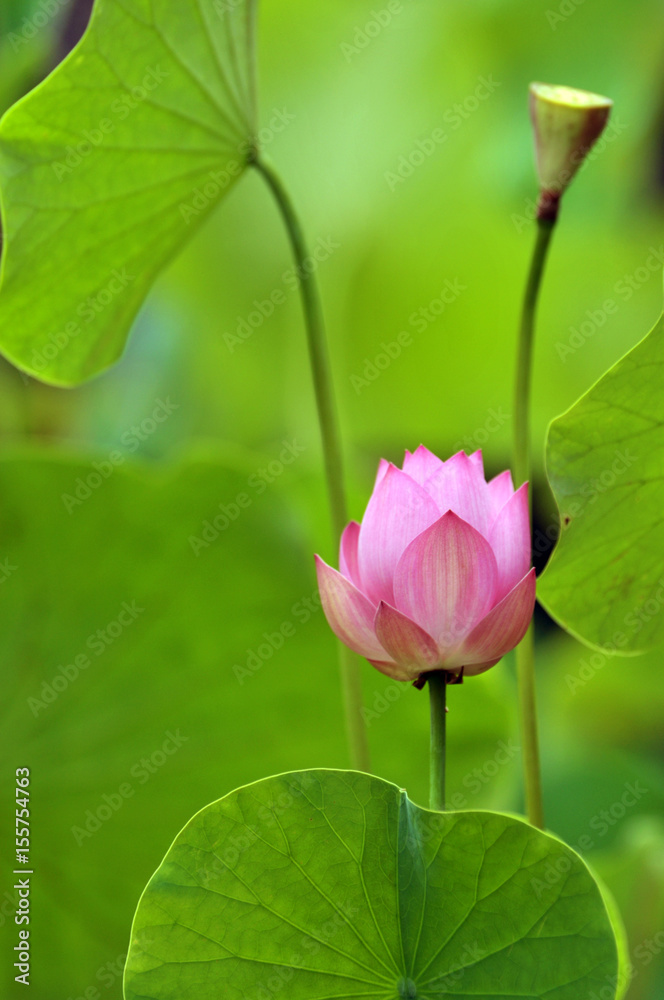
[{"x1": 252, "y1": 155, "x2": 370, "y2": 773}]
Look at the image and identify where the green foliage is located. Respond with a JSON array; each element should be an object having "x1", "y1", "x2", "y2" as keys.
[
  {"x1": 0, "y1": 0, "x2": 662, "y2": 994},
  {"x1": 540, "y1": 314, "x2": 664, "y2": 653},
  {"x1": 0, "y1": 450, "x2": 515, "y2": 998},
  {"x1": 0, "y1": 0, "x2": 256, "y2": 384},
  {"x1": 124, "y1": 769, "x2": 620, "y2": 1000}
]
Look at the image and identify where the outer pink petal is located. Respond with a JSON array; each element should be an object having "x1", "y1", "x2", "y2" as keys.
[
  {"x1": 487, "y1": 469, "x2": 515, "y2": 517},
  {"x1": 357, "y1": 464, "x2": 440, "y2": 605},
  {"x1": 367, "y1": 659, "x2": 414, "y2": 682},
  {"x1": 339, "y1": 521, "x2": 362, "y2": 588},
  {"x1": 374, "y1": 458, "x2": 390, "y2": 490},
  {"x1": 315, "y1": 556, "x2": 391, "y2": 661},
  {"x1": 424, "y1": 451, "x2": 492, "y2": 536},
  {"x1": 402, "y1": 445, "x2": 445, "y2": 486},
  {"x1": 393, "y1": 511, "x2": 498, "y2": 653},
  {"x1": 446, "y1": 568, "x2": 536, "y2": 671},
  {"x1": 461, "y1": 657, "x2": 501, "y2": 677},
  {"x1": 374, "y1": 601, "x2": 441, "y2": 672},
  {"x1": 468, "y1": 449, "x2": 484, "y2": 473},
  {"x1": 488, "y1": 482, "x2": 531, "y2": 597}
]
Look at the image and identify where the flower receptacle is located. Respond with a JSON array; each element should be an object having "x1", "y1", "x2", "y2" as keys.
[{"x1": 529, "y1": 82, "x2": 612, "y2": 220}]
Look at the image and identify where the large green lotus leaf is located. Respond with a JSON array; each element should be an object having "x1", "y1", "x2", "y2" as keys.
[
  {"x1": 0, "y1": 450, "x2": 515, "y2": 1000},
  {"x1": 124, "y1": 768, "x2": 620, "y2": 1000},
  {"x1": 0, "y1": 0, "x2": 256, "y2": 385},
  {"x1": 539, "y1": 314, "x2": 664, "y2": 653},
  {"x1": 0, "y1": 449, "x2": 341, "y2": 1000}
]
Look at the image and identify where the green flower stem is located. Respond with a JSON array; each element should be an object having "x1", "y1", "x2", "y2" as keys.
[
  {"x1": 513, "y1": 215, "x2": 556, "y2": 830},
  {"x1": 514, "y1": 217, "x2": 556, "y2": 489},
  {"x1": 428, "y1": 671, "x2": 447, "y2": 812},
  {"x1": 252, "y1": 155, "x2": 370, "y2": 773}
]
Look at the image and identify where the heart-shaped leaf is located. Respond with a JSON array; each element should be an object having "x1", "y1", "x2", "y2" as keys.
[
  {"x1": 539, "y1": 313, "x2": 664, "y2": 653},
  {"x1": 124, "y1": 769, "x2": 621, "y2": 999},
  {"x1": 0, "y1": 0, "x2": 257, "y2": 385}
]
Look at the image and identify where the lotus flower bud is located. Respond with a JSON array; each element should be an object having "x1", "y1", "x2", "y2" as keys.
[
  {"x1": 529, "y1": 82, "x2": 612, "y2": 221},
  {"x1": 315, "y1": 447, "x2": 536, "y2": 683}
]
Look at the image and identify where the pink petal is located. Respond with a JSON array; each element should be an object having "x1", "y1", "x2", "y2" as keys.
[
  {"x1": 424, "y1": 451, "x2": 492, "y2": 536},
  {"x1": 402, "y1": 445, "x2": 445, "y2": 486},
  {"x1": 489, "y1": 482, "x2": 531, "y2": 597},
  {"x1": 468, "y1": 449, "x2": 484, "y2": 473},
  {"x1": 339, "y1": 521, "x2": 361, "y2": 587},
  {"x1": 315, "y1": 556, "x2": 390, "y2": 661},
  {"x1": 374, "y1": 601, "x2": 441, "y2": 671},
  {"x1": 447, "y1": 569, "x2": 536, "y2": 671},
  {"x1": 393, "y1": 511, "x2": 498, "y2": 653},
  {"x1": 487, "y1": 469, "x2": 515, "y2": 516},
  {"x1": 462, "y1": 657, "x2": 501, "y2": 678},
  {"x1": 367, "y1": 659, "x2": 414, "y2": 682},
  {"x1": 357, "y1": 464, "x2": 440, "y2": 605},
  {"x1": 374, "y1": 458, "x2": 390, "y2": 490}
]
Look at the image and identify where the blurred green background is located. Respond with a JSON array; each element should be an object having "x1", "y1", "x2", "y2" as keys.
[{"x1": 0, "y1": 0, "x2": 663, "y2": 997}]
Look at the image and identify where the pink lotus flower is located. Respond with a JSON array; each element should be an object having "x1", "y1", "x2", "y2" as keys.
[{"x1": 315, "y1": 447, "x2": 536, "y2": 682}]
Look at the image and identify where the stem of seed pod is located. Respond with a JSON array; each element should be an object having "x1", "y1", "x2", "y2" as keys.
[
  {"x1": 513, "y1": 212, "x2": 556, "y2": 830},
  {"x1": 428, "y1": 671, "x2": 448, "y2": 812},
  {"x1": 252, "y1": 154, "x2": 370, "y2": 774},
  {"x1": 514, "y1": 216, "x2": 556, "y2": 489}
]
